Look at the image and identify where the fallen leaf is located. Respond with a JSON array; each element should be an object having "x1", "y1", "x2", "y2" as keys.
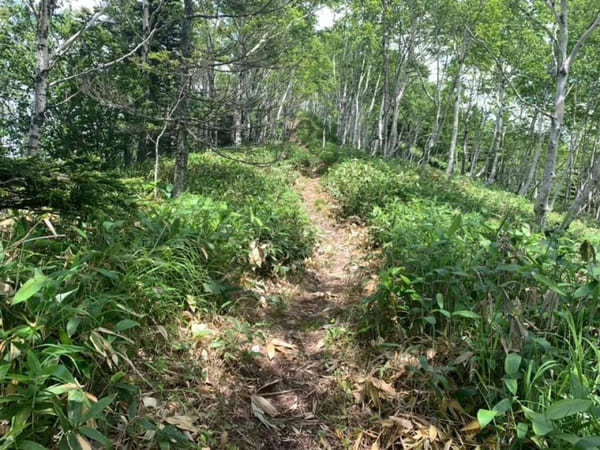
[
  {"x1": 389, "y1": 416, "x2": 413, "y2": 430},
  {"x1": 251, "y1": 395, "x2": 278, "y2": 429},
  {"x1": 371, "y1": 438, "x2": 380, "y2": 450},
  {"x1": 157, "y1": 325, "x2": 168, "y2": 340},
  {"x1": 461, "y1": 419, "x2": 480, "y2": 433},
  {"x1": 165, "y1": 415, "x2": 201, "y2": 433},
  {"x1": 353, "y1": 432, "x2": 363, "y2": 450},
  {"x1": 266, "y1": 342, "x2": 276, "y2": 360},
  {"x1": 0, "y1": 282, "x2": 13, "y2": 296},
  {"x1": 455, "y1": 351, "x2": 474, "y2": 365},
  {"x1": 220, "y1": 431, "x2": 229, "y2": 450},
  {"x1": 251, "y1": 395, "x2": 278, "y2": 417},
  {"x1": 143, "y1": 396, "x2": 159, "y2": 409},
  {"x1": 271, "y1": 338, "x2": 295, "y2": 349},
  {"x1": 76, "y1": 434, "x2": 92, "y2": 450},
  {"x1": 0, "y1": 218, "x2": 15, "y2": 232},
  {"x1": 43, "y1": 218, "x2": 58, "y2": 236}
]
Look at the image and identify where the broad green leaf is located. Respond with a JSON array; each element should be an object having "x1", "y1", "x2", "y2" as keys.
[
  {"x1": 532, "y1": 272, "x2": 566, "y2": 296},
  {"x1": 493, "y1": 398, "x2": 512, "y2": 415},
  {"x1": 505, "y1": 378, "x2": 518, "y2": 395},
  {"x1": 516, "y1": 422, "x2": 528, "y2": 439},
  {"x1": 523, "y1": 407, "x2": 554, "y2": 436},
  {"x1": 477, "y1": 409, "x2": 497, "y2": 428},
  {"x1": 79, "y1": 393, "x2": 116, "y2": 424},
  {"x1": 576, "y1": 436, "x2": 600, "y2": 449},
  {"x1": 452, "y1": 310, "x2": 481, "y2": 319},
  {"x1": 546, "y1": 399, "x2": 592, "y2": 420},
  {"x1": 115, "y1": 319, "x2": 139, "y2": 332},
  {"x1": 13, "y1": 274, "x2": 47, "y2": 305},
  {"x1": 504, "y1": 353, "x2": 522, "y2": 376},
  {"x1": 423, "y1": 315, "x2": 436, "y2": 325},
  {"x1": 67, "y1": 317, "x2": 82, "y2": 337},
  {"x1": 80, "y1": 426, "x2": 111, "y2": 448},
  {"x1": 574, "y1": 283, "x2": 594, "y2": 299},
  {"x1": 531, "y1": 415, "x2": 554, "y2": 436},
  {"x1": 96, "y1": 268, "x2": 119, "y2": 280}
]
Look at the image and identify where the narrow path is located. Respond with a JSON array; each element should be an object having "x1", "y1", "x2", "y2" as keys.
[
  {"x1": 240, "y1": 175, "x2": 375, "y2": 449},
  {"x1": 138, "y1": 175, "x2": 382, "y2": 449}
]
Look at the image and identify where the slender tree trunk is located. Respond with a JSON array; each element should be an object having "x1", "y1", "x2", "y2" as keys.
[
  {"x1": 561, "y1": 132, "x2": 600, "y2": 230},
  {"x1": 27, "y1": 0, "x2": 55, "y2": 156},
  {"x1": 485, "y1": 75, "x2": 505, "y2": 183},
  {"x1": 172, "y1": 0, "x2": 193, "y2": 198},
  {"x1": 534, "y1": 3, "x2": 600, "y2": 227},
  {"x1": 446, "y1": 48, "x2": 466, "y2": 176}
]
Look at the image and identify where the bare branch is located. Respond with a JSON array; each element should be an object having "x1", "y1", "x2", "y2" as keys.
[
  {"x1": 49, "y1": 7, "x2": 107, "y2": 67},
  {"x1": 466, "y1": 26, "x2": 553, "y2": 119},
  {"x1": 566, "y1": 10, "x2": 600, "y2": 70},
  {"x1": 49, "y1": 27, "x2": 158, "y2": 88}
]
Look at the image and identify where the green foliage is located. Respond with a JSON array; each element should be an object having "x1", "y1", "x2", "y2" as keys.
[
  {"x1": 324, "y1": 156, "x2": 600, "y2": 447},
  {"x1": 0, "y1": 151, "x2": 314, "y2": 447},
  {"x1": 0, "y1": 156, "x2": 129, "y2": 218}
]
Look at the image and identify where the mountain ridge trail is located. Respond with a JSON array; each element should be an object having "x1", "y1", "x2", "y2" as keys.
[{"x1": 236, "y1": 174, "x2": 377, "y2": 448}]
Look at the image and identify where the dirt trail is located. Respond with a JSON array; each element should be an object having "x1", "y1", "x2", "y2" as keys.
[
  {"x1": 237, "y1": 175, "x2": 375, "y2": 449},
  {"x1": 137, "y1": 175, "x2": 380, "y2": 449}
]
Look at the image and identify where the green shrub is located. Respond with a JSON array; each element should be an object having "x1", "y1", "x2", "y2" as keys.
[
  {"x1": 324, "y1": 156, "x2": 600, "y2": 447},
  {"x1": 0, "y1": 151, "x2": 314, "y2": 447}
]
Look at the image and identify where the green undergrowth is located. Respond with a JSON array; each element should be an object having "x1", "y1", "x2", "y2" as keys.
[
  {"x1": 324, "y1": 156, "x2": 600, "y2": 448},
  {"x1": 0, "y1": 149, "x2": 313, "y2": 448}
]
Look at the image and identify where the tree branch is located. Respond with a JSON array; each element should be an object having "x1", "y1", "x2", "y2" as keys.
[{"x1": 566, "y1": 9, "x2": 600, "y2": 70}]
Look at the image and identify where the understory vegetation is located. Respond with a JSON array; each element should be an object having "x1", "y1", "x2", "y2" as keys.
[
  {"x1": 323, "y1": 135, "x2": 600, "y2": 448},
  {"x1": 0, "y1": 150, "x2": 314, "y2": 448},
  {"x1": 4, "y1": 0, "x2": 600, "y2": 447}
]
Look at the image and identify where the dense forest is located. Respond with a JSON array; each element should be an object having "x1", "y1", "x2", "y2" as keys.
[{"x1": 2, "y1": 0, "x2": 600, "y2": 448}]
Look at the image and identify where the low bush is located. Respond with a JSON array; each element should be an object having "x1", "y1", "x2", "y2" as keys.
[
  {"x1": 325, "y1": 156, "x2": 600, "y2": 447},
  {"x1": 0, "y1": 151, "x2": 314, "y2": 448}
]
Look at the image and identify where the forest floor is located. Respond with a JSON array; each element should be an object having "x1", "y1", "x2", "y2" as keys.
[
  {"x1": 136, "y1": 175, "x2": 387, "y2": 449},
  {"x1": 136, "y1": 174, "x2": 458, "y2": 449}
]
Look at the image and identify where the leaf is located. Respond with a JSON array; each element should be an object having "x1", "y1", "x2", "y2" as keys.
[
  {"x1": 424, "y1": 315, "x2": 436, "y2": 325},
  {"x1": 454, "y1": 351, "x2": 473, "y2": 365},
  {"x1": 452, "y1": 310, "x2": 481, "y2": 319},
  {"x1": 266, "y1": 342, "x2": 276, "y2": 360},
  {"x1": 115, "y1": 319, "x2": 139, "y2": 332},
  {"x1": 516, "y1": 422, "x2": 528, "y2": 439},
  {"x1": 504, "y1": 353, "x2": 522, "y2": 376},
  {"x1": 546, "y1": 399, "x2": 592, "y2": 420},
  {"x1": 493, "y1": 398, "x2": 513, "y2": 415},
  {"x1": 76, "y1": 434, "x2": 92, "y2": 450},
  {"x1": 251, "y1": 395, "x2": 278, "y2": 417},
  {"x1": 13, "y1": 273, "x2": 47, "y2": 304},
  {"x1": 576, "y1": 436, "x2": 600, "y2": 449},
  {"x1": 524, "y1": 411, "x2": 554, "y2": 436},
  {"x1": 79, "y1": 426, "x2": 112, "y2": 448},
  {"x1": 532, "y1": 272, "x2": 566, "y2": 296},
  {"x1": 20, "y1": 441, "x2": 49, "y2": 450},
  {"x1": 505, "y1": 378, "x2": 518, "y2": 395},
  {"x1": 96, "y1": 268, "x2": 119, "y2": 279},
  {"x1": 477, "y1": 409, "x2": 497, "y2": 429},
  {"x1": 447, "y1": 214, "x2": 462, "y2": 236},
  {"x1": 0, "y1": 281, "x2": 13, "y2": 296},
  {"x1": 251, "y1": 395, "x2": 278, "y2": 429},
  {"x1": 142, "y1": 396, "x2": 159, "y2": 409},
  {"x1": 164, "y1": 415, "x2": 201, "y2": 433},
  {"x1": 79, "y1": 393, "x2": 116, "y2": 424},
  {"x1": 461, "y1": 420, "x2": 480, "y2": 433},
  {"x1": 271, "y1": 338, "x2": 295, "y2": 349},
  {"x1": 191, "y1": 323, "x2": 215, "y2": 340},
  {"x1": 67, "y1": 318, "x2": 82, "y2": 337}
]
